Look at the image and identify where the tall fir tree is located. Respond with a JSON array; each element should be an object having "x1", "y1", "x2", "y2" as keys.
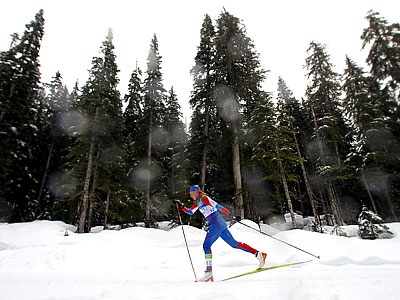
[
  {"x1": 360, "y1": 11, "x2": 400, "y2": 220},
  {"x1": 141, "y1": 34, "x2": 167, "y2": 227},
  {"x1": 188, "y1": 14, "x2": 221, "y2": 196},
  {"x1": 124, "y1": 65, "x2": 144, "y2": 165},
  {"x1": 0, "y1": 10, "x2": 45, "y2": 221},
  {"x1": 342, "y1": 57, "x2": 377, "y2": 212},
  {"x1": 68, "y1": 29, "x2": 125, "y2": 232},
  {"x1": 247, "y1": 91, "x2": 277, "y2": 219},
  {"x1": 343, "y1": 56, "x2": 398, "y2": 221},
  {"x1": 122, "y1": 65, "x2": 146, "y2": 222},
  {"x1": 163, "y1": 87, "x2": 188, "y2": 202},
  {"x1": 275, "y1": 78, "x2": 319, "y2": 227},
  {"x1": 37, "y1": 71, "x2": 73, "y2": 219},
  {"x1": 362, "y1": 11, "x2": 400, "y2": 101},
  {"x1": 213, "y1": 9, "x2": 266, "y2": 218},
  {"x1": 303, "y1": 41, "x2": 350, "y2": 226}
]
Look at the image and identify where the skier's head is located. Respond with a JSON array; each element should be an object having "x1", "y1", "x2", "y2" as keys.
[
  {"x1": 190, "y1": 185, "x2": 201, "y2": 193},
  {"x1": 189, "y1": 185, "x2": 201, "y2": 200}
]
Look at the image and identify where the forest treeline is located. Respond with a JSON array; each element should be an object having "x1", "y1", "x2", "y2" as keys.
[{"x1": 1, "y1": 9, "x2": 399, "y2": 232}]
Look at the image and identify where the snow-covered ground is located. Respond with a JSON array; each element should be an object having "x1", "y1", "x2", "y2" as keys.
[{"x1": 0, "y1": 219, "x2": 399, "y2": 300}]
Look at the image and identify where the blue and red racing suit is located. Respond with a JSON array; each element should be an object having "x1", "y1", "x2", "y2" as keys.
[{"x1": 183, "y1": 193, "x2": 257, "y2": 255}]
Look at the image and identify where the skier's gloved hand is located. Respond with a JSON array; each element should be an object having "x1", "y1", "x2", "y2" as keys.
[
  {"x1": 233, "y1": 215, "x2": 241, "y2": 222},
  {"x1": 174, "y1": 199, "x2": 184, "y2": 208}
]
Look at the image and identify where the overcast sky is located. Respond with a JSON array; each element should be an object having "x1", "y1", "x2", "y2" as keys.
[{"x1": 1, "y1": 0, "x2": 399, "y2": 120}]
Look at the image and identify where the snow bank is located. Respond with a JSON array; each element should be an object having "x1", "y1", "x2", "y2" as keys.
[{"x1": 0, "y1": 220, "x2": 399, "y2": 300}]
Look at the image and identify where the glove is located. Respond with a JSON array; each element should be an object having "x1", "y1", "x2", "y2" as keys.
[
  {"x1": 174, "y1": 199, "x2": 184, "y2": 208},
  {"x1": 233, "y1": 215, "x2": 241, "y2": 222},
  {"x1": 221, "y1": 207, "x2": 231, "y2": 215}
]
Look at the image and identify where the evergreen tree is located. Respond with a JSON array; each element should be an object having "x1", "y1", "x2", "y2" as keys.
[
  {"x1": 213, "y1": 9, "x2": 266, "y2": 218},
  {"x1": 360, "y1": 11, "x2": 400, "y2": 220},
  {"x1": 343, "y1": 57, "x2": 399, "y2": 221},
  {"x1": 188, "y1": 14, "x2": 218, "y2": 193},
  {"x1": 37, "y1": 71, "x2": 73, "y2": 219},
  {"x1": 0, "y1": 10, "x2": 45, "y2": 221},
  {"x1": 361, "y1": 11, "x2": 400, "y2": 101},
  {"x1": 68, "y1": 29, "x2": 125, "y2": 232},
  {"x1": 124, "y1": 66, "x2": 143, "y2": 164},
  {"x1": 141, "y1": 34, "x2": 167, "y2": 227},
  {"x1": 247, "y1": 91, "x2": 277, "y2": 219},
  {"x1": 342, "y1": 57, "x2": 377, "y2": 210},
  {"x1": 188, "y1": 14, "x2": 230, "y2": 227},
  {"x1": 357, "y1": 205, "x2": 393, "y2": 239},
  {"x1": 276, "y1": 78, "x2": 320, "y2": 227},
  {"x1": 164, "y1": 87, "x2": 188, "y2": 203},
  {"x1": 122, "y1": 66, "x2": 146, "y2": 223},
  {"x1": 303, "y1": 41, "x2": 350, "y2": 226}
]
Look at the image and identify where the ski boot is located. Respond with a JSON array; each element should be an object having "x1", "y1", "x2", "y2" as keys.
[
  {"x1": 256, "y1": 251, "x2": 267, "y2": 269},
  {"x1": 197, "y1": 271, "x2": 214, "y2": 282}
]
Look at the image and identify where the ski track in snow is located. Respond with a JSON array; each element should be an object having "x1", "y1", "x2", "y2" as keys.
[{"x1": 0, "y1": 220, "x2": 399, "y2": 300}]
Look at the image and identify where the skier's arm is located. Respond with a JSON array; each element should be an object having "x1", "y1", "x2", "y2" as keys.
[
  {"x1": 203, "y1": 196, "x2": 231, "y2": 215},
  {"x1": 217, "y1": 204, "x2": 231, "y2": 215},
  {"x1": 183, "y1": 202, "x2": 198, "y2": 215}
]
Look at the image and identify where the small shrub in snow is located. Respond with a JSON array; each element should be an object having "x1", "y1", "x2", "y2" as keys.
[{"x1": 357, "y1": 206, "x2": 393, "y2": 239}]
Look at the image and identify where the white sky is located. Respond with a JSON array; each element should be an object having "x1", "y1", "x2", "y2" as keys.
[{"x1": 1, "y1": 0, "x2": 399, "y2": 120}]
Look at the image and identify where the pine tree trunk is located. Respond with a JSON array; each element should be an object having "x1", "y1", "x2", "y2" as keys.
[
  {"x1": 104, "y1": 189, "x2": 111, "y2": 229},
  {"x1": 37, "y1": 140, "x2": 54, "y2": 206},
  {"x1": 145, "y1": 110, "x2": 152, "y2": 228},
  {"x1": 282, "y1": 175, "x2": 296, "y2": 228},
  {"x1": 78, "y1": 136, "x2": 95, "y2": 233},
  {"x1": 293, "y1": 133, "x2": 320, "y2": 225},
  {"x1": 232, "y1": 123, "x2": 244, "y2": 219},
  {"x1": 87, "y1": 152, "x2": 99, "y2": 232},
  {"x1": 276, "y1": 145, "x2": 296, "y2": 228},
  {"x1": 78, "y1": 107, "x2": 99, "y2": 233},
  {"x1": 200, "y1": 106, "x2": 210, "y2": 190},
  {"x1": 327, "y1": 180, "x2": 343, "y2": 225}
]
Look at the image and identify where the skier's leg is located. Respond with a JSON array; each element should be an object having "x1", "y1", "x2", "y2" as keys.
[
  {"x1": 220, "y1": 228, "x2": 258, "y2": 254},
  {"x1": 203, "y1": 220, "x2": 221, "y2": 255},
  {"x1": 220, "y1": 228, "x2": 267, "y2": 268},
  {"x1": 199, "y1": 220, "x2": 221, "y2": 282}
]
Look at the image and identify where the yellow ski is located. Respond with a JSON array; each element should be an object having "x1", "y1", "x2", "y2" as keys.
[{"x1": 221, "y1": 260, "x2": 312, "y2": 281}]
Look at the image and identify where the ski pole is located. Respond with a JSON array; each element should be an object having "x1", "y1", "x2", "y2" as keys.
[
  {"x1": 236, "y1": 219, "x2": 320, "y2": 259},
  {"x1": 175, "y1": 201, "x2": 198, "y2": 281}
]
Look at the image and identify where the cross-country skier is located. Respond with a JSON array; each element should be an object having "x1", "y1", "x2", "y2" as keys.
[{"x1": 176, "y1": 185, "x2": 267, "y2": 282}]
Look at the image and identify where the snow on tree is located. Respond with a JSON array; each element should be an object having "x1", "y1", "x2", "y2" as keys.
[{"x1": 357, "y1": 206, "x2": 393, "y2": 239}]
